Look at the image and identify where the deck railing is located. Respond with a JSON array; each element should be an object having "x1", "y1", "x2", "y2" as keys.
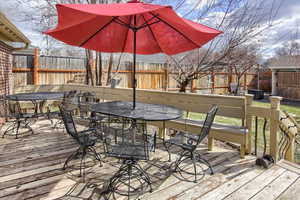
[{"x1": 13, "y1": 84, "x2": 298, "y2": 163}]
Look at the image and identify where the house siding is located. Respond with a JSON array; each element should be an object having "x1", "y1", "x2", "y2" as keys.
[
  {"x1": 277, "y1": 71, "x2": 300, "y2": 100},
  {"x1": 0, "y1": 41, "x2": 13, "y2": 124}
]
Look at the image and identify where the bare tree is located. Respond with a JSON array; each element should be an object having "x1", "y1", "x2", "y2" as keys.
[
  {"x1": 163, "y1": 0, "x2": 282, "y2": 92},
  {"x1": 224, "y1": 45, "x2": 259, "y2": 95}
]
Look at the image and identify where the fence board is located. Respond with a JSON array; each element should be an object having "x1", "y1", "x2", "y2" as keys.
[{"x1": 12, "y1": 54, "x2": 256, "y2": 94}]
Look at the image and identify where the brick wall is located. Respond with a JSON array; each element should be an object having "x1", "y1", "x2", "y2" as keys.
[{"x1": 0, "y1": 41, "x2": 13, "y2": 124}]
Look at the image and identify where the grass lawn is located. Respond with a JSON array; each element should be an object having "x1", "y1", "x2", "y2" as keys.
[{"x1": 187, "y1": 100, "x2": 300, "y2": 163}]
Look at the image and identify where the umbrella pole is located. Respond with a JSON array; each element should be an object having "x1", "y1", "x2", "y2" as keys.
[{"x1": 133, "y1": 15, "x2": 137, "y2": 109}]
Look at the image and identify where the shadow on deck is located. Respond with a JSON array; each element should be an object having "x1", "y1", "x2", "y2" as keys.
[{"x1": 0, "y1": 119, "x2": 299, "y2": 200}]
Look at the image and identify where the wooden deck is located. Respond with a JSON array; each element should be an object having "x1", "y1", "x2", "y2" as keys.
[{"x1": 0, "y1": 119, "x2": 299, "y2": 200}]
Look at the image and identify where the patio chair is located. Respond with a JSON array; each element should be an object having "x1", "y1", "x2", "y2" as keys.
[
  {"x1": 103, "y1": 119, "x2": 156, "y2": 199},
  {"x1": 59, "y1": 104, "x2": 102, "y2": 180},
  {"x1": 48, "y1": 90, "x2": 78, "y2": 128},
  {"x1": 163, "y1": 105, "x2": 218, "y2": 182},
  {"x1": 1, "y1": 95, "x2": 35, "y2": 139},
  {"x1": 77, "y1": 91, "x2": 97, "y2": 118}
]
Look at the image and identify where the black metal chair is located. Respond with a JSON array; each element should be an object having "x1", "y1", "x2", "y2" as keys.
[
  {"x1": 102, "y1": 118, "x2": 156, "y2": 199},
  {"x1": 163, "y1": 105, "x2": 218, "y2": 182},
  {"x1": 77, "y1": 91, "x2": 106, "y2": 129},
  {"x1": 59, "y1": 104, "x2": 102, "y2": 180},
  {"x1": 48, "y1": 90, "x2": 78, "y2": 129},
  {"x1": 1, "y1": 95, "x2": 35, "y2": 139}
]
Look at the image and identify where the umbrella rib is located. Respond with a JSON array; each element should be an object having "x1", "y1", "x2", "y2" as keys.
[
  {"x1": 149, "y1": 12, "x2": 200, "y2": 50},
  {"x1": 140, "y1": 14, "x2": 163, "y2": 53},
  {"x1": 79, "y1": 17, "x2": 117, "y2": 47},
  {"x1": 120, "y1": 15, "x2": 133, "y2": 53}
]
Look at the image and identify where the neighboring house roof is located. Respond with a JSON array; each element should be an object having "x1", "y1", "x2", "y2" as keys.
[
  {"x1": 12, "y1": 45, "x2": 38, "y2": 55},
  {"x1": 0, "y1": 12, "x2": 30, "y2": 49},
  {"x1": 268, "y1": 55, "x2": 300, "y2": 71}
]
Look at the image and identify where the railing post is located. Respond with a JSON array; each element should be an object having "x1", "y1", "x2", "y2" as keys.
[
  {"x1": 245, "y1": 94, "x2": 254, "y2": 155},
  {"x1": 33, "y1": 48, "x2": 39, "y2": 85},
  {"x1": 269, "y1": 96, "x2": 282, "y2": 162},
  {"x1": 285, "y1": 133, "x2": 295, "y2": 162}
]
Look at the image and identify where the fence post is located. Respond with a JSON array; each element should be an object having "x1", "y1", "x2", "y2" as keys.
[
  {"x1": 191, "y1": 79, "x2": 196, "y2": 93},
  {"x1": 211, "y1": 68, "x2": 215, "y2": 94},
  {"x1": 163, "y1": 64, "x2": 168, "y2": 91},
  {"x1": 33, "y1": 48, "x2": 39, "y2": 85},
  {"x1": 245, "y1": 94, "x2": 253, "y2": 155},
  {"x1": 228, "y1": 69, "x2": 232, "y2": 93},
  {"x1": 126, "y1": 62, "x2": 133, "y2": 88},
  {"x1": 243, "y1": 73, "x2": 247, "y2": 90},
  {"x1": 269, "y1": 96, "x2": 282, "y2": 162}
]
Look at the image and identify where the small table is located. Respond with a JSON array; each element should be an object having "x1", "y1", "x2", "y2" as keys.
[
  {"x1": 6, "y1": 91, "x2": 65, "y2": 122},
  {"x1": 3, "y1": 92, "x2": 65, "y2": 138}
]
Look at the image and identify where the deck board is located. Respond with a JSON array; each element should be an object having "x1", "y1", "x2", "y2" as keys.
[{"x1": 0, "y1": 119, "x2": 299, "y2": 200}]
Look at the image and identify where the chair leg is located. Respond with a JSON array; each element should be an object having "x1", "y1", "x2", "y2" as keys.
[
  {"x1": 192, "y1": 153, "x2": 197, "y2": 183},
  {"x1": 79, "y1": 149, "x2": 86, "y2": 180},
  {"x1": 63, "y1": 148, "x2": 81, "y2": 170},
  {"x1": 2, "y1": 122, "x2": 16, "y2": 138},
  {"x1": 23, "y1": 121, "x2": 34, "y2": 135},
  {"x1": 135, "y1": 162, "x2": 152, "y2": 192},
  {"x1": 163, "y1": 142, "x2": 172, "y2": 162},
  {"x1": 15, "y1": 121, "x2": 21, "y2": 139},
  {"x1": 196, "y1": 153, "x2": 214, "y2": 175},
  {"x1": 87, "y1": 147, "x2": 103, "y2": 167}
]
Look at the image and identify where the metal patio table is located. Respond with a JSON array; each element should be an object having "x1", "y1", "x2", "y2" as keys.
[
  {"x1": 6, "y1": 91, "x2": 65, "y2": 120},
  {"x1": 3, "y1": 92, "x2": 65, "y2": 138},
  {"x1": 91, "y1": 101, "x2": 182, "y2": 122},
  {"x1": 7, "y1": 92, "x2": 65, "y2": 101},
  {"x1": 91, "y1": 100, "x2": 182, "y2": 142}
]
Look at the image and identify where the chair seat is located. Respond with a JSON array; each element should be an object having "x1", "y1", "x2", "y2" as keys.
[
  {"x1": 107, "y1": 143, "x2": 147, "y2": 160},
  {"x1": 164, "y1": 132, "x2": 198, "y2": 151},
  {"x1": 78, "y1": 135, "x2": 97, "y2": 146}
]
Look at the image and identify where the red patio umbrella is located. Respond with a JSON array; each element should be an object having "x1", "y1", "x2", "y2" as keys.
[{"x1": 45, "y1": 0, "x2": 222, "y2": 109}]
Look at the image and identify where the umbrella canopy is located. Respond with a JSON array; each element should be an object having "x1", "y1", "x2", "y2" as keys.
[{"x1": 45, "y1": 0, "x2": 222, "y2": 108}]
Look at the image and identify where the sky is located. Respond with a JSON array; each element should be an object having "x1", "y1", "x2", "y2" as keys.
[{"x1": 0, "y1": 0, "x2": 300, "y2": 59}]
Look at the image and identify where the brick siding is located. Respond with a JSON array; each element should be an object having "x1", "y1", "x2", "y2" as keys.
[{"x1": 0, "y1": 41, "x2": 13, "y2": 124}]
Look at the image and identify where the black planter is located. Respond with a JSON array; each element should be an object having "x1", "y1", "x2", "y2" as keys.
[{"x1": 248, "y1": 89, "x2": 264, "y2": 100}]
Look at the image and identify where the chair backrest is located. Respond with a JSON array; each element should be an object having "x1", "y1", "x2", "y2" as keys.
[
  {"x1": 103, "y1": 118, "x2": 152, "y2": 160},
  {"x1": 196, "y1": 105, "x2": 218, "y2": 147},
  {"x1": 4, "y1": 96, "x2": 24, "y2": 119},
  {"x1": 59, "y1": 105, "x2": 79, "y2": 141},
  {"x1": 78, "y1": 91, "x2": 96, "y2": 104},
  {"x1": 0, "y1": 95, "x2": 8, "y2": 118},
  {"x1": 77, "y1": 91, "x2": 96, "y2": 118},
  {"x1": 62, "y1": 90, "x2": 78, "y2": 111}
]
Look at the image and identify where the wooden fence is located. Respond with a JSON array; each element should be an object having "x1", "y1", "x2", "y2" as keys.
[{"x1": 12, "y1": 49, "x2": 256, "y2": 94}]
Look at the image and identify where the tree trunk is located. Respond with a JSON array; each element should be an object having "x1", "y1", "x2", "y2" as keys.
[
  {"x1": 234, "y1": 77, "x2": 241, "y2": 96},
  {"x1": 178, "y1": 79, "x2": 189, "y2": 93},
  {"x1": 85, "y1": 49, "x2": 94, "y2": 86},
  {"x1": 106, "y1": 53, "x2": 113, "y2": 86},
  {"x1": 95, "y1": 52, "x2": 103, "y2": 86}
]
